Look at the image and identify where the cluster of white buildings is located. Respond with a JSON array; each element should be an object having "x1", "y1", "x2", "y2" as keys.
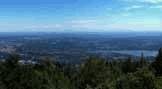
[{"x1": 0, "y1": 45, "x2": 16, "y2": 54}]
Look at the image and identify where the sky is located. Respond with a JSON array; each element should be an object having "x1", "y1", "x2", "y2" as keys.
[{"x1": 0, "y1": 0, "x2": 162, "y2": 32}]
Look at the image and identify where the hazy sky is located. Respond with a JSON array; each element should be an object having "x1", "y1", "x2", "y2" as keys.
[{"x1": 0, "y1": 0, "x2": 162, "y2": 32}]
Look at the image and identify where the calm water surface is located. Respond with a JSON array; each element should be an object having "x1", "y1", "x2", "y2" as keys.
[{"x1": 111, "y1": 50, "x2": 158, "y2": 57}]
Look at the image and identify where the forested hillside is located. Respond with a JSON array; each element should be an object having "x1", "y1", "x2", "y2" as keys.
[{"x1": 0, "y1": 48, "x2": 162, "y2": 89}]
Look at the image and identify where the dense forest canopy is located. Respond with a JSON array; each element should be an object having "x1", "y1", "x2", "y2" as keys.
[{"x1": 0, "y1": 48, "x2": 162, "y2": 89}]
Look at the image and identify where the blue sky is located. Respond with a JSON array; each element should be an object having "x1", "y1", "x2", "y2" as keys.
[{"x1": 0, "y1": 0, "x2": 162, "y2": 32}]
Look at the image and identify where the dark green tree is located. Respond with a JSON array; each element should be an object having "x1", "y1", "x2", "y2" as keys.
[
  {"x1": 116, "y1": 68, "x2": 157, "y2": 89},
  {"x1": 78, "y1": 57, "x2": 111, "y2": 89},
  {"x1": 152, "y1": 48, "x2": 162, "y2": 76},
  {"x1": 121, "y1": 57, "x2": 137, "y2": 74},
  {"x1": 138, "y1": 52, "x2": 148, "y2": 68}
]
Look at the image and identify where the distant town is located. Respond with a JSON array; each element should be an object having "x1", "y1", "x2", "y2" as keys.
[{"x1": 0, "y1": 32, "x2": 160, "y2": 64}]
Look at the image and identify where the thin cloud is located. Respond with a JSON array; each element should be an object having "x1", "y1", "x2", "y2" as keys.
[
  {"x1": 0, "y1": 19, "x2": 161, "y2": 32},
  {"x1": 124, "y1": 5, "x2": 144, "y2": 11},
  {"x1": 121, "y1": 0, "x2": 162, "y2": 4},
  {"x1": 150, "y1": 5, "x2": 162, "y2": 9},
  {"x1": 140, "y1": 0, "x2": 162, "y2": 3},
  {"x1": 68, "y1": 20, "x2": 97, "y2": 24}
]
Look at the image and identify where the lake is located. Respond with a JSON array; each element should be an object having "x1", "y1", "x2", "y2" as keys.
[{"x1": 111, "y1": 50, "x2": 158, "y2": 57}]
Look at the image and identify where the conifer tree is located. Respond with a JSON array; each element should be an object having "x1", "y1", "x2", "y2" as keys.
[
  {"x1": 139, "y1": 52, "x2": 147, "y2": 68},
  {"x1": 152, "y1": 48, "x2": 162, "y2": 76}
]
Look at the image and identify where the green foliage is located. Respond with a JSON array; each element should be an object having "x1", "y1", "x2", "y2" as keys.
[
  {"x1": 138, "y1": 53, "x2": 148, "y2": 68},
  {"x1": 78, "y1": 57, "x2": 111, "y2": 89},
  {"x1": 116, "y1": 68, "x2": 157, "y2": 89},
  {"x1": 1, "y1": 50, "x2": 162, "y2": 89},
  {"x1": 121, "y1": 57, "x2": 137, "y2": 74},
  {"x1": 155, "y1": 77, "x2": 162, "y2": 89},
  {"x1": 152, "y1": 48, "x2": 162, "y2": 76},
  {"x1": 0, "y1": 55, "x2": 72, "y2": 89}
]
